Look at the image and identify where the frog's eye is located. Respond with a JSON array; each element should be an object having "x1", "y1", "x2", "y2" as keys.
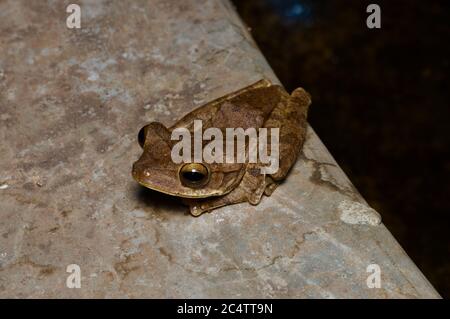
[
  {"x1": 138, "y1": 125, "x2": 149, "y2": 148},
  {"x1": 179, "y1": 163, "x2": 210, "y2": 188}
]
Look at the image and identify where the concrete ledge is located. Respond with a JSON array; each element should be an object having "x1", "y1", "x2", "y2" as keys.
[{"x1": 0, "y1": 0, "x2": 440, "y2": 298}]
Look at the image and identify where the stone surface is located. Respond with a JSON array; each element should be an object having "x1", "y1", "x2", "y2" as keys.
[{"x1": 0, "y1": 0, "x2": 440, "y2": 298}]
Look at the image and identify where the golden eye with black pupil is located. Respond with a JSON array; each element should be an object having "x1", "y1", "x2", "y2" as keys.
[
  {"x1": 138, "y1": 124, "x2": 149, "y2": 148},
  {"x1": 179, "y1": 163, "x2": 210, "y2": 188}
]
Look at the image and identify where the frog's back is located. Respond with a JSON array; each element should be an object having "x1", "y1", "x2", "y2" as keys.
[{"x1": 171, "y1": 81, "x2": 289, "y2": 131}]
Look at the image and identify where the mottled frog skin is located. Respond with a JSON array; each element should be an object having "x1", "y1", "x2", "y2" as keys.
[{"x1": 132, "y1": 80, "x2": 311, "y2": 216}]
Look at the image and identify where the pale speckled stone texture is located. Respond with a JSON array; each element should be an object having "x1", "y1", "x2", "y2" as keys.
[{"x1": 0, "y1": 0, "x2": 440, "y2": 298}]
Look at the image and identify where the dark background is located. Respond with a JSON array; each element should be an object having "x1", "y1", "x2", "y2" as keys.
[{"x1": 233, "y1": 0, "x2": 449, "y2": 297}]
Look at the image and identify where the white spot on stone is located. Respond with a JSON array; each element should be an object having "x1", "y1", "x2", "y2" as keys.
[
  {"x1": 88, "y1": 71, "x2": 99, "y2": 81},
  {"x1": 36, "y1": 85, "x2": 48, "y2": 95},
  {"x1": 149, "y1": 103, "x2": 171, "y2": 115},
  {"x1": 150, "y1": 48, "x2": 165, "y2": 63},
  {"x1": 193, "y1": 98, "x2": 205, "y2": 105},
  {"x1": 0, "y1": 183, "x2": 9, "y2": 190},
  {"x1": 92, "y1": 166, "x2": 106, "y2": 181},
  {"x1": 164, "y1": 93, "x2": 180, "y2": 100},
  {"x1": 338, "y1": 200, "x2": 381, "y2": 226},
  {"x1": 206, "y1": 266, "x2": 219, "y2": 274},
  {"x1": 27, "y1": 55, "x2": 35, "y2": 65},
  {"x1": 7, "y1": 89, "x2": 16, "y2": 100},
  {"x1": 128, "y1": 210, "x2": 147, "y2": 218}
]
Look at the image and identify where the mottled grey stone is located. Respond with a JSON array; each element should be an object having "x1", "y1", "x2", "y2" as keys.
[{"x1": 0, "y1": 0, "x2": 440, "y2": 298}]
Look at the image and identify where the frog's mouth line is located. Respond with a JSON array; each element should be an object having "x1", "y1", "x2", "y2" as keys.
[{"x1": 131, "y1": 163, "x2": 229, "y2": 199}]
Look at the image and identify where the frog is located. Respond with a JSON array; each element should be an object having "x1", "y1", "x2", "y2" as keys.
[{"x1": 132, "y1": 79, "x2": 311, "y2": 216}]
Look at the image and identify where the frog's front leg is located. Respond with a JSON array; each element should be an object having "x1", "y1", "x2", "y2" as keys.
[{"x1": 184, "y1": 163, "x2": 267, "y2": 216}]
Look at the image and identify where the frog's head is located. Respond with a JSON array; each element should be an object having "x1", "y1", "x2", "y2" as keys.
[{"x1": 132, "y1": 122, "x2": 245, "y2": 198}]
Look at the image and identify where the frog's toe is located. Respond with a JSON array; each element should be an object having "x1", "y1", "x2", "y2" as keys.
[
  {"x1": 189, "y1": 204, "x2": 207, "y2": 217},
  {"x1": 264, "y1": 182, "x2": 278, "y2": 196}
]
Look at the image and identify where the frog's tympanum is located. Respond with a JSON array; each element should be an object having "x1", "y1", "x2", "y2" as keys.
[{"x1": 132, "y1": 80, "x2": 311, "y2": 216}]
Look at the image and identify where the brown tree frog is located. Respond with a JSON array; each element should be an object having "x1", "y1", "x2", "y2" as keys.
[{"x1": 132, "y1": 79, "x2": 311, "y2": 216}]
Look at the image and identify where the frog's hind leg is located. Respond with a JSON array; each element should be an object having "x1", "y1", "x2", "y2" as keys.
[
  {"x1": 264, "y1": 176, "x2": 279, "y2": 196},
  {"x1": 264, "y1": 87, "x2": 311, "y2": 181}
]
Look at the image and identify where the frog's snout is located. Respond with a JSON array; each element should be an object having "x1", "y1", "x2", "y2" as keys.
[{"x1": 132, "y1": 159, "x2": 150, "y2": 183}]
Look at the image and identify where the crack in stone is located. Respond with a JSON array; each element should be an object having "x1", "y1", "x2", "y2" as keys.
[
  {"x1": 0, "y1": 255, "x2": 57, "y2": 277},
  {"x1": 162, "y1": 229, "x2": 319, "y2": 277},
  {"x1": 299, "y1": 152, "x2": 361, "y2": 201}
]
